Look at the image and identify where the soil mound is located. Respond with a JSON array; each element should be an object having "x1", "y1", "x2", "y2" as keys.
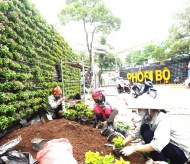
[{"x1": 0, "y1": 118, "x2": 146, "y2": 163}]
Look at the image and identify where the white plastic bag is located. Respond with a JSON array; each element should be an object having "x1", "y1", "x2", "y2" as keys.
[{"x1": 114, "y1": 115, "x2": 132, "y2": 131}]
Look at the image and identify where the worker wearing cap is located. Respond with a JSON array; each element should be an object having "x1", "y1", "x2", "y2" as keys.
[
  {"x1": 120, "y1": 100, "x2": 190, "y2": 164},
  {"x1": 47, "y1": 86, "x2": 66, "y2": 119},
  {"x1": 91, "y1": 89, "x2": 118, "y2": 127}
]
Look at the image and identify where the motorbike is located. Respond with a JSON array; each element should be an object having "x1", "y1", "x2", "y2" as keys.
[
  {"x1": 117, "y1": 83, "x2": 131, "y2": 94},
  {"x1": 131, "y1": 82, "x2": 157, "y2": 99}
]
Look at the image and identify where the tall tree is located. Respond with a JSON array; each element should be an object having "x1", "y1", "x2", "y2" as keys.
[
  {"x1": 125, "y1": 50, "x2": 142, "y2": 66},
  {"x1": 167, "y1": 0, "x2": 190, "y2": 55},
  {"x1": 58, "y1": 0, "x2": 121, "y2": 86},
  {"x1": 94, "y1": 36, "x2": 121, "y2": 86}
]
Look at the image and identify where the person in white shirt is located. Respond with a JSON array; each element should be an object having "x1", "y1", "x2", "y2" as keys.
[
  {"x1": 47, "y1": 86, "x2": 66, "y2": 119},
  {"x1": 38, "y1": 86, "x2": 66, "y2": 123},
  {"x1": 120, "y1": 100, "x2": 190, "y2": 164}
]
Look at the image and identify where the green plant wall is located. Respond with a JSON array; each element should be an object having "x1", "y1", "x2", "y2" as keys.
[{"x1": 0, "y1": 0, "x2": 80, "y2": 129}]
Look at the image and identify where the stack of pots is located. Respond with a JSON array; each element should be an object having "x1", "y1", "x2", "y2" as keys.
[{"x1": 100, "y1": 126, "x2": 125, "y2": 142}]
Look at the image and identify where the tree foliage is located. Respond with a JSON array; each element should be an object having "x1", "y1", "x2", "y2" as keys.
[
  {"x1": 125, "y1": 1, "x2": 190, "y2": 66},
  {"x1": 167, "y1": 0, "x2": 190, "y2": 55},
  {"x1": 93, "y1": 36, "x2": 121, "y2": 86},
  {"x1": 125, "y1": 44, "x2": 169, "y2": 65},
  {"x1": 58, "y1": 0, "x2": 121, "y2": 85},
  {"x1": 94, "y1": 36, "x2": 121, "y2": 70}
]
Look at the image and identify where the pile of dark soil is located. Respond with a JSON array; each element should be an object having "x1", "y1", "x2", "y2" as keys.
[{"x1": 0, "y1": 118, "x2": 147, "y2": 163}]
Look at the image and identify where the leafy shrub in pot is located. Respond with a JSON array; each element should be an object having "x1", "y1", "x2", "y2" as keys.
[{"x1": 112, "y1": 137, "x2": 126, "y2": 158}]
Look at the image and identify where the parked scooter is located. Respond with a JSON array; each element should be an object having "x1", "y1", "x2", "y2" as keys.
[
  {"x1": 117, "y1": 83, "x2": 131, "y2": 94},
  {"x1": 132, "y1": 78, "x2": 157, "y2": 98}
]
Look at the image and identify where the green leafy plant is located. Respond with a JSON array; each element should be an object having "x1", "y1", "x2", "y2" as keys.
[
  {"x1": 63, "y1": 110, "x2": 70, "y2": 119},
  {"x1": 16, "y1": 73, "x2": 28, "y2": 81},
  {"x1": 85, "y1": 150, "x2": 130, "y2": 164},
  {"x1": 11, "y1": 81, "x2": 25, "y2": 91},
  {"x1": 0, "y1": 0, "x2": 81, "y2": 130},
  {"x1": 68, "y1": 109, "x2": 77, "y2": 118},
  {"x1": 7, "y1": 11, "x2": 19, "y2": 22},
  {"x1": 63, "y1": 109, "x2": 77, "y2": 119},
  {"x1": 3, "y1": 82, "x2": 12, "y2": 91},
  {"x1": 75, "y1": 102, "x2": 86, "y2": 111},
  {"x1": 85, "y1": 151, "x2": 113, "y2": 164},
  {"x1": 17, "y1": 91, "x2": 29, "y2": 100},
  {"x1": 0, "y1": 1, "x2": 9, "y2": 13},
  {"x1": 115, "y1": 158, "x2": 130, "y2": 164},
  {"x1": 76, "y1": 111, "x2": 84, "y2": 118},
  {"x1": 0, "y1": 45, "x2": 10, "y2": 58},
  {"x1": 84, "y1": 108, "x2": 93, "y2": 118},
  {"x1": 112, "y1": 137, "x2": 125, "y2": 149},
  {"x1": 0, "y1": 68, "x2": 16, "y2": 80},
  {"x1": 0, "y1": 116, "x2": 15, "y2": 130}
]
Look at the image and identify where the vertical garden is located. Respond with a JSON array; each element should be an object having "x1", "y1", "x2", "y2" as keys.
[{"x1": 0, "y1": 0, "x2": 80, "y2": 129}]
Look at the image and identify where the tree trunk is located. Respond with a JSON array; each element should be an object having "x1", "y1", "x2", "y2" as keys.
[{"x1": 82, "y1": 19, "x2": 97, "y2": 87}]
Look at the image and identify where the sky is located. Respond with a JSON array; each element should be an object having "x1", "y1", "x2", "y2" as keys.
[{"x1": 30, "y1": 0, "x2": 187, "y2": 54}]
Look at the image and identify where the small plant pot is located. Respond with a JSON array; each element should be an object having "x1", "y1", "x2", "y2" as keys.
[
  {"x1": 79, "y1": 118, "x2": 88, "y2": 125},
  {"x1": 87, "y1": 119, "x2": 95, "y2": 126},
  {"x1": 104, "y1": 129, "x2": 112, "y2": 136},
  {"x1": 101, "y1": 127, "x2": 115, "y2": 137},
  {"x1": 113, "y1": 148, "x2": 126, "y2": 158},
  {"x1": 96, "y1": 122, "x2": 104, "y2": 129},
  {"x1": 68, "y1": 117, "x2": 77, "y2": 121},
  {"x1": 107, "y1": 132, "x2": 118, "y2": 142},
  {"x1": 105, "y1": 127, "x2": 115, "y2": 136},
  {"x1": 101, "y1": 127, "x2": 109, "y2": 136}
]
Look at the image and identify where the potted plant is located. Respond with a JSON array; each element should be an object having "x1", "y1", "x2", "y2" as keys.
[
  {"x1": 80, "y1": 108, "x2": 94, "y2": 125},
  {"x1": 112, "y1": 137, "x2": 126, "y2": 158},
  {"x1": 63, "y1": 109, "x2": 77, "y2": 121},
  {"x1": 76, "y1": 111, "x2": 84, "y2": 120},
  {"x1": 83, "y1": 108, "x2": 93, "y2": 119}
]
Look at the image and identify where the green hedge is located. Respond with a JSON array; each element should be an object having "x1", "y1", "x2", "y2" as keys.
[{"x1": 0, "y1": 0, "x2": 80, "y2": 129}]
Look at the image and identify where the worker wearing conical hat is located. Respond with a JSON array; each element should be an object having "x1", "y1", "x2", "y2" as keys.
[{"x1": 120, "y1": 99, "x2": 190, "y2": 164}]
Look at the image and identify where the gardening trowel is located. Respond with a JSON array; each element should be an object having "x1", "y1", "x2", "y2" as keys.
[{"x1": 104, "y1": 143, "x2": 115, "y2": 149}]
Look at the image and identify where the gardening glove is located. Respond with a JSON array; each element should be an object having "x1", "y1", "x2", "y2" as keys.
[{"x1": 120, "y1": 146, "x2": 135, "y2": 156}]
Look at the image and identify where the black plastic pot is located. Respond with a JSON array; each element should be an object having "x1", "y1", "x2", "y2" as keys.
[
  {"x1": 101, "y1": 127, "x2": 109, "y2": 136},
  {"x1": 113, "y1": 148, "x2": 126, "y2": 158},
  {"x1": 87, "y1": 120, "x2": 95, "y2": 127},
  {"x1": 0, "y1": 120, "x2": 22, "y2": 139},
  {"x1": 107, "y1": 132, "x2": 118, "y2": 142},
  {"x1": 79, "y1": 118, "x2": 88, "y2": 125},
  {"x1": 107, "y1": 131, "x2": 125, "y2": 142},
  {"x1": 96, "y1": 122, "x2": 104, "y2": 129},
  {"x1": 104, "y1": 128, "x2": 115, "y2": 137},
  {"x1": 106, "y1": 127, "x2": 115, "y2": 136},
  {"x1": 116, "y1": 128, "x2": 128, "y2": 137},
  {"x1": 68, "y1": 117, "x2": 78, "y2": 122}
]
